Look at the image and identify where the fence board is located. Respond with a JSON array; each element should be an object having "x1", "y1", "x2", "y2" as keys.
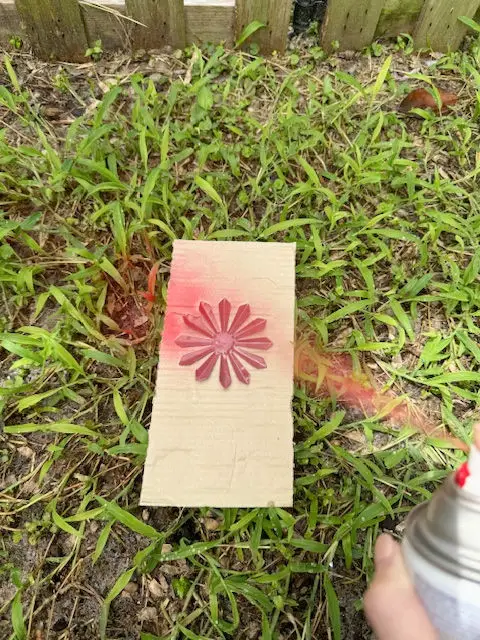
[
  {"x1": 81, "y1": 1, "x2": 234, "y2": 50},
  {"x1": 235, "y1": 0, "x2": 293, "y2": 53},
  {"x1": 413, "y1": 0, "x2": 480, "y2": 51},
  {"x1": 0, "y1": 0, "x2": 23, "y2": 46},
  {"x1": 321, "y1": 0, "x2": 385, "y2": 52},
  {"x1": 186, "y1": 3, "x2": 235, "y2": 46},
  {"x1": 14, "y1": 0, "x2": 88, "y2": 61},
  {"x1": 375, "y1": 0, "x2": 422, "y2": 39},
  {"x1": 81, "y1": 1, "x2": 130, "y2": 50},
  {"x1": 125, "y1": 0, "x2": 185, "y2": 49}
]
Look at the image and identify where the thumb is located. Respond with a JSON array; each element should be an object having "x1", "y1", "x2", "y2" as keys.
[{"x1": 364, "y1": 534, "x2": 438, "y2": 640}]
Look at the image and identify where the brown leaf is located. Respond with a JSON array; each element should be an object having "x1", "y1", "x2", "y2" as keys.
[
  {"x1": 398, "y1": 87, "x2": 458, "y2": 114},
  {"x1": 121, "y1": 582, "x2": 138, "y2": 597},
  {"x1": 138, "y1": 607, "x2": 157, "y2": 622},
  {"x1": 148, "y1": 576, "x2": 168, "y2": 599},
  {"x1": 202, "y1": 517, "x2": 221, "y2": 531}
]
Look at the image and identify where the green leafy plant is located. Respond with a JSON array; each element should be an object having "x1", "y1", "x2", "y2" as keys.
[
  {"x1": 8, "y1": 35, "x2": 22, "y2": 50},
  {"x1": 85, "y1": 39, "x2": 103, "y2": 61}
]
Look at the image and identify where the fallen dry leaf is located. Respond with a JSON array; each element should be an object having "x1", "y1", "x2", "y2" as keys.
[
  {"x1": 148, "y1": 576, "x2": 168, "y2": 599},
  {"x1": 17, "y1": 445, "x2": 34, "y2": 459},
  {"x1": 138, "y1": 606, "x2": 157, "y2": 622},
  {"x1": 202, "y1": 517, "x2": 222, "y2": 531},
  {"x1": 121, "y1": 582, "x2": 138, "y2": 597},
  {"x1": 398, "y1": 87, "x2": 458, "y2": 114}
]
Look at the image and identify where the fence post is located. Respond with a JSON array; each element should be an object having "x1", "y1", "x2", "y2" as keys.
[
  {"x1": 413, "y1": 0, "x2": 480, "y2": 51},
  {"x1": 321, "y1": 0, "x2": 385, "y2": 52},
  {"x1": 125, "y1": 0, "x2": 186, "y2": 50},
  {"x1": 14, "y1": 0, "x2": 88, "y2": 62},
  {"x1": 235, "y1": 0, "x2": 293, "y2": 54}
]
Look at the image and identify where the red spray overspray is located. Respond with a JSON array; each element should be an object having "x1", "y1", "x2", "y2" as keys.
[{"x1": 294, "y1": 338, "x2": 469, "y2": 452}]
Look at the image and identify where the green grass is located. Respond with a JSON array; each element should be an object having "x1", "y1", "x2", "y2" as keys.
[{"x1": 1, "y1": 36, "x2": 480, "y2": 639}]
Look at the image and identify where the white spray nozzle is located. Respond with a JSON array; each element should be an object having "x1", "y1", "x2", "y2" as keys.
[{"x1": 460, "y1": 424, "x2": 480, "y2": 494}]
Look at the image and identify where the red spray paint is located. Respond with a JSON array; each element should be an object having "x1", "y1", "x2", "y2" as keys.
[
  {"x1": 455, "y1": 462, "x2": 471, "y2": 488},
  {"x1": 160, "y1": 270, "x2": 208, "y2": 350},
  {"x1": 294, "y1": 338, "x2": 468, "y2": 452},
  {"x1": 174, "y1": 298, "x2": 273, "y2": 388},
  {"x1": 455, "y1": 425, "x2": 480, "y2": 486},
  {"x1": 157, "y1": 257, "x2": 467, "y2": 451}
]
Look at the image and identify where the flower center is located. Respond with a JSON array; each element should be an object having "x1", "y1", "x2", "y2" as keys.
[{"x1": 213, "y1": 332, "x2": 234, "y2": 354}]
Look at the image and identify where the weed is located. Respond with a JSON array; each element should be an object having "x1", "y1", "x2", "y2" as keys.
[
  {"x1": 394, "y1": 33, "x2": 415, "y2": 54},
  {"x1": 8, "y1": 36, "x2": 22, "y2": 51},
  {"x1": 85, "y1": 40, "x2": 103, "y2": 62}
]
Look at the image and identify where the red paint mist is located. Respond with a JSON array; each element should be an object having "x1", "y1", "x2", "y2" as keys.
[
  {"x1": 295, "y1": 339, "x2": 469, "y2": 452},
  {"x1": 160, "y1": 270, "x2": 208, "y2": 351},
  {"x1": 455, "y1": 462, "x2": 471, "y2": 488}
]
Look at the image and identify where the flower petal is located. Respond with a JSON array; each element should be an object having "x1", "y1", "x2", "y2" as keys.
[
  {"x1": 175, "y1": 335, "x2": 213, "y2": 348},
  {"x1": 236, "y1": 337, "x2": 273, "y2": 350},
  {"x1": 234, "y1": 348, "x2": 267, "y2": 369},
  {"x1": 196, "y1": 352, "x2": 219, "y2": 381},
  {"x1": 228, "y1": 304, "x2": 250, "y2": 334},
  {"x1": 183, "y1": 315, "x2": 214, "y2": 337},
  {"x1": 199, "y1": 302, "x2": 220, "y2": 333},
  {"x1": 228, "y1": 351, "x2": 250, "y2": 384},
  {"x1": 219, "y1": 355, "x2": 232, "y2": 388},
  {"x1": 179, "y1": 347, "x2": 215, "y2": 366},
  {"x1": 234, "y1": 318, "x2": 267, "y2": 338},
  {"x1": 218, "y1": 298, "x2": 231, "y2": 332}
]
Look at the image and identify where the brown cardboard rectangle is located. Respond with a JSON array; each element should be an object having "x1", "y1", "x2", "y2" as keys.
[{"x1": 140, "y1": 240, "x2": 296, "y2": 507}]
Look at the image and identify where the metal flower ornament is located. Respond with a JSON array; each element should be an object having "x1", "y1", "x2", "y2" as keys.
[{"x1": 175, "y1": 299, "x2": 273, "y2": 388}]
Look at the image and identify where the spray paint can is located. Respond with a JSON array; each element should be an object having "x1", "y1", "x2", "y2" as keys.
[{"x1": 402, "y1": 441, "x2": 480, "y2": 639}]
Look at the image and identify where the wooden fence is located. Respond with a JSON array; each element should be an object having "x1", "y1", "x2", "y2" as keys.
[{"x1": 0, "y1": 0, "x2": 480, "y2": 62}]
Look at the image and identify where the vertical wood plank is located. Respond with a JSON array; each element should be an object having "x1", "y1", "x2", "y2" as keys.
[
  {"x1": 14, "y1": 0, "x2": 88, "y2": 61},
  {"x1": 321, "y1": 0, "x2": 385, "y2": 52},
  {"x1": 185, "y1": 3, "x2": 235, "y2": 47},
  {"x1": 375, "y1": 0, "x2": 423, "y2": 38},
  {"x1": 0, "y1": 1, "x2": 24, "y2": 47},
  {"x1": 80, "y1": 1, "x2": 235, "y2": 51},
  {"x1": 235, "y1": 0, "x2": 293, "y2": 54},
  {"x1": 413, "y1": 0, "x2": 480, "y2": 51},
  {"x1": 125, "y1": 0, "x2": 185, "y2": 50}
]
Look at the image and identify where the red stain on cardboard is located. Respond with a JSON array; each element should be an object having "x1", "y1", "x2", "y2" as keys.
[
  {"x1": 174, "y1": 298, "x2": 273, "y2": 388},
  {"x1": 161, "y1": 278, "x2": 208, "y2": 350}
]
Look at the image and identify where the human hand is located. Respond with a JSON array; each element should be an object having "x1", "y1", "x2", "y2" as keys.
[{"x1": 364, "y1": 534, "x2": 438, "y2": 639}]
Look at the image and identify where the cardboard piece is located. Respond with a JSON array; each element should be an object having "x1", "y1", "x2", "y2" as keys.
[{"x1": 141, "y1": 240, "x2": 296, "y2": 507}]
